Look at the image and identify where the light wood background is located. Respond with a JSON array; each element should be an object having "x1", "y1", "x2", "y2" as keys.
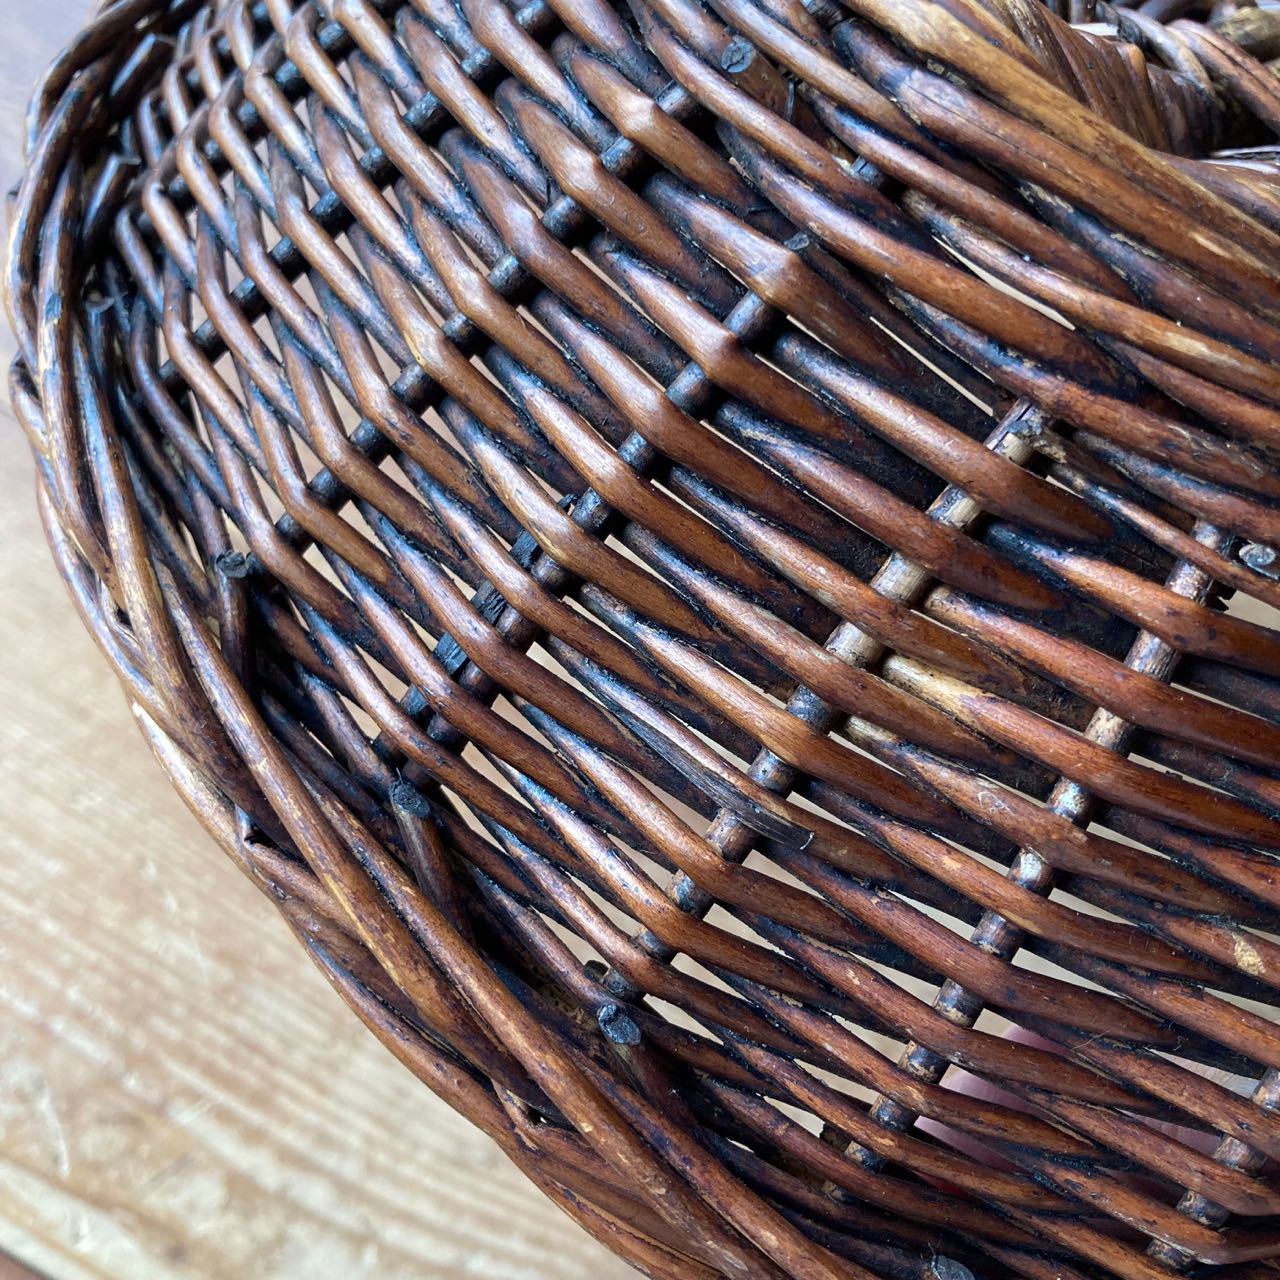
[{"x1": 0, "y1": 5, "x2": 632, "y2": 1277}]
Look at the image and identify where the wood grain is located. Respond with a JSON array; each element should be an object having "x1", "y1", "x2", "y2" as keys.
[
  {"x1": 0, "y1": 404, "x2": 637, "y2": 1280},
  {"x1": 0, "y1": 15, "x2": 630, "y2": 1276},
  {"x1": 8, "y1": 3, "x2": 1280, "y2": 1277}
]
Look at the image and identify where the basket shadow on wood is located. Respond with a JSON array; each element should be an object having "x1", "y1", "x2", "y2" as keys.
[{"x1": 8, "y1": 1, "x2": 1280, "y2": 1277}]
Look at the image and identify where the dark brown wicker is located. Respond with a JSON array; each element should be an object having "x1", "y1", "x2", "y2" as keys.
[{"x1": 9, "y1": 0, "x2": 1280, "y2": 1275}]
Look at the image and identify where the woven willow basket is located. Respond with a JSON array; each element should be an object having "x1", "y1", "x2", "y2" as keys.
[{"x1": 10, "y1": 0, "x2": 1280, "y2": 1276}]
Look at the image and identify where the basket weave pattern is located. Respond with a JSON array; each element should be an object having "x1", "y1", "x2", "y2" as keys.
[{"x1": 9, "y1": 1, "x2": 1280, "y2": 1277}]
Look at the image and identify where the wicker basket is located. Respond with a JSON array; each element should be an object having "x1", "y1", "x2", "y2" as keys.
[{"x1": 9, "y1": 0, "x2": 1280, "y2": 1276}]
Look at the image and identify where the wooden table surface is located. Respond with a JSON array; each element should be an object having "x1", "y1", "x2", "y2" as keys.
[{"x1": 0, "y1": 6, "x2": 632, "y2": 1278}]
